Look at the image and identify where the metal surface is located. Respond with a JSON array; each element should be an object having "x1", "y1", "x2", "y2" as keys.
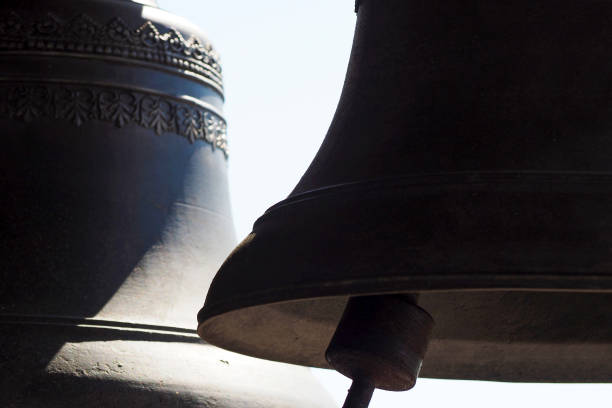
[
  {"x1": 199, "y1": 0, "x2": 612, "y2": 383},
  {"x1": 0, "y1": 1, "x2": 335, "y2": 406}
]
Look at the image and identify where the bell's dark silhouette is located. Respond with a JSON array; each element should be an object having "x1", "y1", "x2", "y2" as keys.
[{"x1": 198, "y1": 0, "x2": 612, "y2": 401}]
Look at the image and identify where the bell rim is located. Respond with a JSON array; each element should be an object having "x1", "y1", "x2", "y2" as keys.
[
  {"x1": 198, "y1": 290, "x2": 612, "y2": 382},
  {"x1": 198, "y1": 277, "x2": 612, "y2": 331},
  {"x1": 198, "y1": 170, "x2": 612, "y2": 381}
]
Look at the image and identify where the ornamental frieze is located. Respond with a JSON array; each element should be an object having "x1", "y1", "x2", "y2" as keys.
[
  {"x1": 0, "y1": 83, "x2": 228, "y2": 156},
  {"x1": 0, "y1": 12, "x2": 223, "y2": 91}
]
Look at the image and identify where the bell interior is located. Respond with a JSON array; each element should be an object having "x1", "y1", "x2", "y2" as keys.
[{"x1": 200, "y1": 290, "x2": 612, "y2": 382}]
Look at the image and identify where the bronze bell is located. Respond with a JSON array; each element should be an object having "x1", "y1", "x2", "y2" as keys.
[
  {"x1": 198, "y1": 0, "x2": 612, "y2": 405},
  {"x1": 0, "y1": 0, "x2": 335, "y2": 406}
]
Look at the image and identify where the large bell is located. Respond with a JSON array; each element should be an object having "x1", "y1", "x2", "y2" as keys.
[
  {"x1": 0, "y1": 0, "x2": 335, "y2": 406},
  {"x1": 198, "y1": 0, "x2": 612, "y2": 404}
]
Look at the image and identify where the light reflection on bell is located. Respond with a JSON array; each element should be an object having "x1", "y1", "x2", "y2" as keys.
[
  {"x1": 198, "y1": 0, "x2": 612, "y2": 404},
  {"x1": 0, "y1": 0, "x2": 335, "y2": 406}
]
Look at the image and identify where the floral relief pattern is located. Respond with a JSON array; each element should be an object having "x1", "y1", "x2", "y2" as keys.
[
  {"x1": 0, "y1": 84, "x2": 228, "y2": 156},
  {"x1": 0, "y1": 12, "x2": 223, "y2": 90}
]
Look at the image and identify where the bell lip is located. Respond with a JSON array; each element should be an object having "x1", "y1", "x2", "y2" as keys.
[
  {"x1": 197, "y1": 288, "x2": 612, "y2": 382},
  {"x1": 198, "y1": 283, "x2": 612, "y2": 345},
  {"x1": 198, "y1": 284, "x2": 612, "y2": 333}
]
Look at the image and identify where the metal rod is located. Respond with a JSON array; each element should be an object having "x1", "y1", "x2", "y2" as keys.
[{"x1": 342, "y1": 379, "x2": 375, "y2": 408}]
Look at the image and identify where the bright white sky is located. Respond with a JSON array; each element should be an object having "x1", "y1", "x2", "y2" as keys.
[{"x1": 160, "y1": 1, "x2": 611, "y2": 406}]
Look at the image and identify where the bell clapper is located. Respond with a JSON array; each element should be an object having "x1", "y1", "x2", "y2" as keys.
[{"x1": 326, "y1": 295, "x2": 434, "y2": 408}]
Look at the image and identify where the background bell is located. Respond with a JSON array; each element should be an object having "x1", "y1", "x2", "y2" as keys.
[
  {"x1": 0, "y1": 0, "x2": 335, "y2": 406},
  {"x1": 198, "y1": 0, "x2": 612, "y2": 403}
]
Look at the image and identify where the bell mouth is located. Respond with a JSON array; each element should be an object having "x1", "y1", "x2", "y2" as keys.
[
  {"x1": 198, "y1": 172, "x2": 612, "y2": 382},
  {"x1": 198, "y1": 290, "x2": 612, "y2": 382}
]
